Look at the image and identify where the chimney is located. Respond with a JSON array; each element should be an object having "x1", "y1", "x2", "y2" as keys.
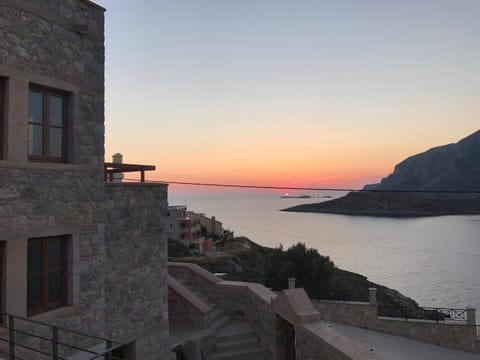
[{"x1": 112, "y1": 153, "x2": 124, "y2": 182}]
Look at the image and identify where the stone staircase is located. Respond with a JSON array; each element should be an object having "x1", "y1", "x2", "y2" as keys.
[
  {"x1": 171, "y1": 275, "x2": 268, "y2": 359},
  {"x1": 211, "y1": 321, "x2": 268, "y2": 360}
]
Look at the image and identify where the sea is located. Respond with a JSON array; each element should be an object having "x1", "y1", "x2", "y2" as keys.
[{"x1": 169, "y1": 189, "x2": 480, "y2": 317}]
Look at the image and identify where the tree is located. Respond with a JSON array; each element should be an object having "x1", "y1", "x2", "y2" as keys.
[{"x1": 265, "y1": 242, "x2": 335, "y2": 295}]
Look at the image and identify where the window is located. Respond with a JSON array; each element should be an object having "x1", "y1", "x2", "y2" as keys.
[
  {"x1": 27, "y1": 236, "x2": 67, "y2": 316},
  {"x1": 0, "y1": 78, "x2": 5, "y2": 160},
  {"x1": 28, "y1": 87, "x2": 67, "y2": 162}
]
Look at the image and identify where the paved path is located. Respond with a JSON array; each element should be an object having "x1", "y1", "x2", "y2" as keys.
[{"x1": 325, "y1": 322, "x2": 480, "y2": 360}]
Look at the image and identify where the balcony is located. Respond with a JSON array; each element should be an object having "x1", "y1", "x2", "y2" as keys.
[{"x1": 104, "y1": 162, "x2": 156, "y2": 183}]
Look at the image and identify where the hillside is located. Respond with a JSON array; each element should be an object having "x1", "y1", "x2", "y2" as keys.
[
  {"x1": 169, "y1": 237, "x2": 420, "y2": 311},
  {"x1": 365, "y1": 130, "x2": 480, "y2": 191}
]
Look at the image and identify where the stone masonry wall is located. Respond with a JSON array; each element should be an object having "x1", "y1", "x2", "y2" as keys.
[
  {"x1": 0, "y1": 0, "x2": 105, "y2": 164},
  {"x1": 0, "y1": 0, "x2": 106, "y2": 349},
  {"x1": 0, "y1": 163, "x2": 105, "y2": 325},
  {"x1": 104, "y1": 183, "x2": 169, "y2": 360}
]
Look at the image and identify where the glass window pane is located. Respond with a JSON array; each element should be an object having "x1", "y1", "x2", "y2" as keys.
[
  {"x1": 28, "y1": 124, "x2": 43, "y2": 156},
  {"x1": 28, "y1": 240, "x2": 43, "y2": 275},
  {"x1": 28, "y1": 91, "x2": 43, "y2": 124},
  {"x1": 48, "y1": 270, "x2": 62, "y2": 301},
  {"x1": 49, "y1": 96, "x2": 63, "y2": 127},
  {"x1": 27, "y1": 274, "x2": 43, "y2": 308},
  {"x1": 48, "y1": 127, "x2": 63, "y2": 158},
  {"x1": 48, "y1": 238, "x2": 63, "y2": 270}
]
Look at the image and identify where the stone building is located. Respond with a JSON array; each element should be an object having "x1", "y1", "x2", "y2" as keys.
[{"x1": 0, "y1": 1, "x2": 169, "y2": 359}]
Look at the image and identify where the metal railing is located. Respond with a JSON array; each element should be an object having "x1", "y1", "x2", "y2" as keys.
[
  {"x1": 377, "y1": 305, "x2": 468, "y2": 322},
  {"x1": 0, "y1": 313, "x2": 125, "y2": 360}
]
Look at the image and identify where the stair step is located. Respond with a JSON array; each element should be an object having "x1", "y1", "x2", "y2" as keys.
[
  {"x1": 211, "y1": 347, "x2": 266, "y2": 360},
  {"x1": 211, "y1": 314, "x2": 231, "y2": 331},
  {"x1": 217, "y1": 330, "x2": 259, "y2": 343},
  {"x1": 216, "y1": 336, "x2": 260, "y2": 353}
]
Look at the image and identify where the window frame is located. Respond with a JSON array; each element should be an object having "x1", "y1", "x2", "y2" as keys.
[
  {"x1": 0, "y1": 78, "x2": 5, "y2": 160},
  {"x1": 27, "y1": 236, "x2": 68, "y2": 317},
  {"x1": 28, "y1": 85, "x2": 68, "y2": 163}
]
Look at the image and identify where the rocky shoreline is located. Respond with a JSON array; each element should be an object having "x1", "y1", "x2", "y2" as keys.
[{"x1": 282, "y1": 191, "x2": 480, "y2": 217}]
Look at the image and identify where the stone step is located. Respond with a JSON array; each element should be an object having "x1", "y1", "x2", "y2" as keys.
[
  {"x1": 216, "y1": 329, "x2": 258, "y2": 343},
  {"x1": 209, "y1": 307, "x2": 224, "y2": 322},
  {"x1": 211, "y1": 313, "x2": 231, "y2": 331},
  {"x1": 211, "y1": 347, "x2": 267, "y2": 360},
  {"x1": 216, "y1": 336, "x2": 260, "y2": 354}
]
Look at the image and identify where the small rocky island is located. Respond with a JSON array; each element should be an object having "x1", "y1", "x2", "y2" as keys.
[{"x1": 284, "y1": 130, "x2": 480, "y2": 217}]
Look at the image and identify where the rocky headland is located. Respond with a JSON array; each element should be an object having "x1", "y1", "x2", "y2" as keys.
[{"x1": 284, "y1": 129, "x2": 480, "y2": 217}]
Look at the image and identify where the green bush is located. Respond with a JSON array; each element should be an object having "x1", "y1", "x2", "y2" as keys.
[{"x1": 265, "y1": 242, "x2": 335, "y2": 294}]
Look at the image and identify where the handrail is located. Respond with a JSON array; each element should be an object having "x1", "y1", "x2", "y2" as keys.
[
  {"x1": 377, "y1": 305, "x2": 469, "y2": 322},
  {"x1": 0, "y1": 313, "x2": 125, "y2": 360}
]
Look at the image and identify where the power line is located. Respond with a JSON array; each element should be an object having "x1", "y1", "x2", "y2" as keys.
[{"x1": 122, "y1": 178, "x2": 480, "y2": 194}]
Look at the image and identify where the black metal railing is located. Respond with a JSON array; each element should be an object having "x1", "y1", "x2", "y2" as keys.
[
  {"x1": 0, "y1": 313, "x2": 126, "y2": 360},
  {"x1": 309, "y1": 288, "x2": 370, "y2": 303},
  {"x1": 377, "y1": 305, "x2": 468, "y2": 322}
]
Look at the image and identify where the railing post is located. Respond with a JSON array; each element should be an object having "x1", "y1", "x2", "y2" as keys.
[
  {"x1": 466, "y1": 307, "x2": 476, "y2": 326},
  {"x1": 288, "y1": 277, "x2": 296, "y2": 289},
  {"x1": 8, "y1": 315, "x2": 15, "y2": 360},
  {"x1": 52, "y1": 326, "x2": 59, "y2": 360},
  {"x1": 368, "y1": 288, "x2": 377, "y2": 305},
  {"x1": 105, "y1": 340, "x2": 112, "y2": 360}
]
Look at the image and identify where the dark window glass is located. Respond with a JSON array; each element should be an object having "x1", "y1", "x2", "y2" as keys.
[
  {"x1": 27, "y1": 236, "x2": 67, "y2": 316},
  {"x1": 28, "y1": 87, "x2": 67, "y2": 162},
  {"x1": 28, "y1": 91, "x2": 44, "y2": 124},
  {"x1": 49, "y1": 96, "x2": 63, "y2": 127},
  {"x1": 27, "y1": 240, "x2": 43, "y2": 275},
  {"x1": 28, "y1": 124, "x2": 43, "y2": 156},
  {"x1": 48, "y1": 238, "x2": 62, "y2": 270},
  {"x1": 48, "y1": 128, "x2": 62, "y2": 158},
  {"x1": 0, "y1": 79, "x2": 4, "y2": 160},
  {"x1": 27, "y1": 275, "x2": 43, "y2": 307},
  {"x1": 48, "y1": 271, "x2": 62, "y2": 301}
]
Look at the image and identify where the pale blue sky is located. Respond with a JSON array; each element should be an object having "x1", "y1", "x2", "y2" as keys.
[{"x1": 96, "y1": 0, "x2": 479, "y2": 187}]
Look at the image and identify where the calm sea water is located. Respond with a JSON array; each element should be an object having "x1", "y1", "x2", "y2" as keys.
[{"x1": 169, "y1": 190, "x2": 480, "y2": 314}]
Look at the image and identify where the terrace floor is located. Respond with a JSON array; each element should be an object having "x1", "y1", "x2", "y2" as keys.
[{"x1": 325, "y1": 321, "x2": 480, "y2": 360}]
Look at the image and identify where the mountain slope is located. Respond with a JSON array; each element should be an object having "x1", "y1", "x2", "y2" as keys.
[{"x1": 364, "y1": 130, "x2": 480, "y2": 191}]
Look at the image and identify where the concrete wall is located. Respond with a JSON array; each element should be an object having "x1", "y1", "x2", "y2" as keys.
[
  {"x1": 314, "y1": 300, "x2": 480, "y2": 354},
  {"x1": 104, "y1": 183, "x2": 169, "y2": 360},
  {"x1": 296, "y1": 323, "x2": 381, "y2": 360}
]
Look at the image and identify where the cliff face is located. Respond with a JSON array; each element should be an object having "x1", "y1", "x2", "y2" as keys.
[{"x1": 364, "y1": 130, "x2": 480, "y2": 191}]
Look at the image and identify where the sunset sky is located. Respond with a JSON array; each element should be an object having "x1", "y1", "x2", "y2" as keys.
[{"x1": 96, "y1": 0, "x2": 479, "y2": 191}]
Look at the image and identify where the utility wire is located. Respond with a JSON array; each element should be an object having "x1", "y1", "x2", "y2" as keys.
[{"x1": 122, "y1": 178, "x2": 480, "y2": 194}]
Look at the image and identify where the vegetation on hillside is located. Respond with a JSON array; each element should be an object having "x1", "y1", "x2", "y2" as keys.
[{"x1": 169, "y1": 237, "x2": 419, "y2": 310}]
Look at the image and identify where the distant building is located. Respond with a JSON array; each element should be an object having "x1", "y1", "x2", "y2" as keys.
[
  {"x1": 168, "y1": 206, "x2": 214, "y2": 254},
  {"x1": 199, "y1": 214, "x2": 224, "y2": 237}
]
